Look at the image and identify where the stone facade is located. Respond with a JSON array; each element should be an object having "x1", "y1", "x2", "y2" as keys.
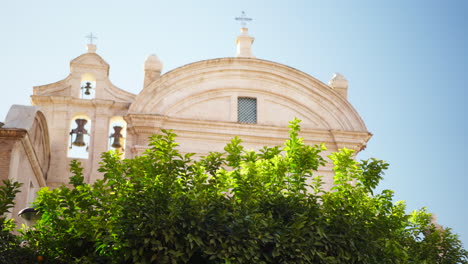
[
  {"x1": 1, "y1": 26, "x2": 371, "y2": 217},
  {"x1": 0, "y1": 106, "x2": 50, "y2": 220}
]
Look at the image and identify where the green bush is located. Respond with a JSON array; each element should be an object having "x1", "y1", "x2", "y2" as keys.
[
  {"x1": 0, "y1": 180, "x2": 37, "y2": 264},
  {"x1": 1, "y1": 119, "x2": 466, "y2": 263}
]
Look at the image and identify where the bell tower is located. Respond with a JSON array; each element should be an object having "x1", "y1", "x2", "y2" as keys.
[{"x1": 31, "y1": 37, "x2": 136, "y2": 187}]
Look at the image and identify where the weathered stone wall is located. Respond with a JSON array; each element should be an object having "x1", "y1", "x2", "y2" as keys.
[{"x1": 0, "y1": 106, "x2": 50, "y2": 222}]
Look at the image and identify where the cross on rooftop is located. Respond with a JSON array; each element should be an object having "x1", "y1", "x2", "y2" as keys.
[
  {"x1": 85, "y1": 33, "x2": 97, "y2": 44},
  {"x1": 235, "y1": 11, "x2": 252, "y2": 27}
]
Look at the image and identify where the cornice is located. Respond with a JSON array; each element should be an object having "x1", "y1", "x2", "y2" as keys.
[
  {"x1": 31, "y1": 95, "x2": 131, "y2": 111},
  {"x1": 0, "y1": 129, "x2": 27, "y2": 138},
  {"x1": 329, "y1": 129, "x2": 372, "y2": 151},
  {"x1": 126, "y1": 114, "x2": 371, "y2": 151},
  {"x1": 129, "y1": 57, "x2": 367, "y2": 132}
]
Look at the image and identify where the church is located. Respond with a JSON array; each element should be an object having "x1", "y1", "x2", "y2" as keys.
[{"x1": 0, "y1": 21, "x2": 371, "y2": 221}]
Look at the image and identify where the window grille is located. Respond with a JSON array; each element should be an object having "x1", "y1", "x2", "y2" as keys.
[{"x1": 238, "y1": 97, "x2": 257, "y2": 123}]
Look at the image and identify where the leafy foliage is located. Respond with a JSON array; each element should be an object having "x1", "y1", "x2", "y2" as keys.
[
  {"x1": 0, "y1": 180, "x2": 37, "y2": 264},
  {"x1": 1, "y1": 118, "x2": 467, "y2": 263}
]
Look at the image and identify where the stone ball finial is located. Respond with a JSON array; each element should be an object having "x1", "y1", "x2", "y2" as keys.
[
  {"x1": 144, "y1": 54, "x2": 163, "y2": 72},
  {"x1": 328, "y1": 73, "x2": 349, "y2": 99},
  {"x1": 240, "y1": 27, "x2": 249, "y2": 36},
  {"x1": 328, "y1": 72, "x2": 348, "y2": 89}
]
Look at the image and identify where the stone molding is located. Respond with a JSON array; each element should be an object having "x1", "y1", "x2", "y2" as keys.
[
  {"x1": 129, "y1": 57, "x2": 367, "y2": 132},
  {"x1": 32, "y1": 76, "x2": 136, "y2": 103},
  {"x1": 33, "y1": 50, "x2": 136, "y2": 103},
  {"x1": 33, "y1": 77, "x2": 72, "y2": 96},
  {"x1": 21, "y1": 133, "x2": 47, "y2": 187},
  {"x1": 3, "y1": 106, "x2": 51, "y2": 180},
  {"x1": 126, "y1": 114, "x2": 370, "y2": 152},
  {"x1": 0, "y1": 129, "x2": 27, "y2": 138},
  {"x1": 330, "y1": 129, "x2": 373, "y2": 152},
  {"x1": 32, "y1": 95, "x2": 131, "y2": 111},
  {"x1": 70, "y1": 52, "x2": 110, "y2": 76},
  {"x1": 0, "y1": 129, "x2": 47, "y2": 187}
]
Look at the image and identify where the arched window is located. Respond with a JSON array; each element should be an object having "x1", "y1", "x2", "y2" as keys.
[
  {"x1": 68, "y1": 114, "x2": 91, "y2": 159},
  {"x1": 80, "y1": 73, "x2": 96, "y2": 99},
  {"x1": 108, "y1": 116, "x2": 127, "y2": 153}
]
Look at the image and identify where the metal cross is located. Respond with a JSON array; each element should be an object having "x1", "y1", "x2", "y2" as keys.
[
  {"x1": 85, "y1": 33, "x2": 97, "y2": 44},
  {"x1": 235, "y1": 11, "x2": 252, "y2": 27}
]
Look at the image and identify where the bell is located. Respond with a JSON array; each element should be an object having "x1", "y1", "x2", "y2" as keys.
[
  {"x1": 73, "y1": 133, "x2": 86, "y2": 147},
  {"x1": 110, "y1": 126, "x2": 123, "y2": 148},
  {"x1": 83, "y1": 82, "x2": 92, "y2": 95},
  {"x1": 70, "y1": 119, "x2": 88, "y2": 148}
]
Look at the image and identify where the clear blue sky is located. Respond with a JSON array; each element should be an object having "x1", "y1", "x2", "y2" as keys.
[{"x1": 1, "y1": 0, "x2": 467, "y2": 245}]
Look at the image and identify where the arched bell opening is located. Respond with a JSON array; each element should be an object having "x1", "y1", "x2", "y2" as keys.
[
  {"x1": 68, "y1": 114, "x2": 92, "y2": 159},
  {"x1": 80, "y1": 73, "x2": 96, "y2": 99},
  {"x1": 108, "y1": 116, "x2": 127, "y2": 155}
]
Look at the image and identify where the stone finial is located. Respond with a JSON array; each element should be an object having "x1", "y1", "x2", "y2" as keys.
[
  {"x1": 430, "y1": 214, "x2": 444, "y2": 231},
  {"x1": 143, "y1": 54, "x2": 163, "y2": 88},
  {"x1": 236, "y1": 27, "x2": 255, "y2": 58},
  {"x1": 145, "y1": 54, "x2": 163, "y2": 72},
  {"x1": 329, "y1": 73, "x2": 348, "y2": 88},
  {"x1": 86, "y1": 44, "x2": 97, "y2": 53},
  {"x1": 328, "y1": 73, "x2": 348, "y2": 99}
]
